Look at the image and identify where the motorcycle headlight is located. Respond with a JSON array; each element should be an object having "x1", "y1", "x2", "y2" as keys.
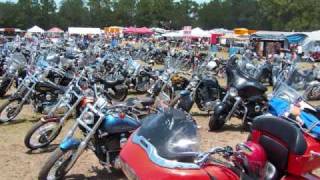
[
  {"x1": 46, "y1": 94, "x2": 52, "y2": 101},
  {"x1": 229, "y1": 87, "x2": 238, "y2": 97},
  {"x1": 83, "y1": 111, "x2": 94, "y2": 124}
]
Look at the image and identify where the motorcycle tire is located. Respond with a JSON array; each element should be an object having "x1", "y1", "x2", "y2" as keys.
[
  {"x1": 24, "y1": 119, "x2": 62, "y2": 150},
  {"x1": 208, "y1": 113, "x2": 226, "y2": 131},
  {"x1": 38, "y1": 148, "x2": 76, "y2": 180},
  {"x1": 0, "y1": 98, "x2": 22, "y2": 123},
  {"x1": 0, "y1": 76, "x2": 13, "y2": 97}
]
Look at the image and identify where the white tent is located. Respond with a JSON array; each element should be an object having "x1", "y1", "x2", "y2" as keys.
[
  {"x1": 162, "y1": 30, "x2": 184, "y2": 38},
  {"x1": 302, "y1": 31, "x2": 320, "y2": 54},
  {"x1": 68, "y1": 27, "x2": 101, "y2": 35},
  {"x1": 191, "y1": 27, "x2": 210, "y2": 38},
  {"x1": 27, "y1": 25, "x2": 45, "y2": 33}
]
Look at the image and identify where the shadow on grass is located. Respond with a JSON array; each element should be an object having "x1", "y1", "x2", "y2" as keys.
[
  {"x1": 65, "y1": 167, "x2": 126, "y2": 180},
  {"x1": 26, "y1": 144, "x2": 59, "y2": 154}
]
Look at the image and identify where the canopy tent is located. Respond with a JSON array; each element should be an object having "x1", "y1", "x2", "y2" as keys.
[
  {"x1": 162, "y1": 30, "x2": 184, "y2": 38},
  {"x1": 286, "y1": 33, "x2": 307, "y2": 44},
  {"x1": 27, "y1": 25, "x2": 45, "y2": 33},
  {"x1": 123, "y1": 27, "x2": 154, "y2": 35},
  {"x1": 302, "y1": 31, "x2": 320, "y2": 54},
  {"x1": 190, "y1": 27, "x2": 210, "y2": 38},
  {"x1": 104, "y1": 26, "x2": 122, "y2": 33},
  {"x1": 47, "y1": 27, "x2": 64, "y2": 33},
  {"x1": 68, "y1": 27, "x2": 101, "y2": 35},
  {"x1": 151, "y1": 27, "x2": 168, "y2": 34}
]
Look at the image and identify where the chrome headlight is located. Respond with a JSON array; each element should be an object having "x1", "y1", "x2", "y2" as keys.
[
  {"x1": 83, "y1": 111, "x2": 94, "y2": 124},
  {"x1": 45, "y1": 94, "x2": 52, "y2": 101},
  {"x1": 229, "y1": 87, "x2": 238, "y2": 97}
]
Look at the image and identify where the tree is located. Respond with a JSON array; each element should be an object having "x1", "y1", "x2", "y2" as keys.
[
  {"x1": 58, "y1": 0, "x2": 89, "y2": 29},
  {"x1": 88, "y1": 0, "x2": 114, "y2": 27},
  {"x1": 39, "y1": 0, "x2": 57, "y2": 29},
  {"x1": 113, "y1": 0, "x2": 137, "y2": 26}
]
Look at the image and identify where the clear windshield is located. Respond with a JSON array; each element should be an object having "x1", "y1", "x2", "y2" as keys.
[
  {"x1": 136, "y1": 109, "x2": 199, "y2": 161},
  {"x1": 272, "y1": 67, "x2": 308, "y2": 104}
]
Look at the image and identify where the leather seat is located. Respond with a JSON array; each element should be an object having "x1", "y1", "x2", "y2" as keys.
[
  {"x1": 125, "y1": 97, "x2": 155, "y2": 107},
  {"x1": 36, "y1": 82, "x2": 67, "y2": 94},
  {"x1": 139, "y1": 97, "x2": 155, "y2": 106},
  {"x1": 104, "y1": 78, "x2": 125, "y2": 87},
  {"x1": 253, "y1": 116, "x2": 307, "y2": 155},
  {"x1": 252, "y1": 116, "x2": 307, "y2": 173}
]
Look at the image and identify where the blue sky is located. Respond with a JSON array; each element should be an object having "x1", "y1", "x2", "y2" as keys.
[{"x1": 0, "y1": 0, "x2": 211, "y2": 5}]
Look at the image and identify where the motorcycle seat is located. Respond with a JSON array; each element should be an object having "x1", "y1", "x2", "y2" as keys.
[
  {"x1": 104, "y1": 79, "x2": 122, "y2": 87},
  {"x1": 139, "y1": 97, "x2": 155, "y2": 106},
  {"x1": 253, "y1": 116, "x2": 307, "y2": 155},
  {"x1": 252, "y1": 116, "x2": 307, "y2": 173},
  {"x1": 125, "y1": 97, "x2": 154, "y2": 107}
]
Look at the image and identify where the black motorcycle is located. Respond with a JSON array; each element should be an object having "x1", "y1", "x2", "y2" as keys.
[
  {"x1": 0, "y1": 67, "x2": 71, "y2": 122},
  {"x1": 209, "y1": 56, "x2": 268, "y2": 130}
]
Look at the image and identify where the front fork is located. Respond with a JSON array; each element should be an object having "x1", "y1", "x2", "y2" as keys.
[
  {"x1": 60, "y1": 102, "x2": 106, "y2": 171},
  {"x1": 13, "y1": 82, "x2": 36, "y2": 114}
]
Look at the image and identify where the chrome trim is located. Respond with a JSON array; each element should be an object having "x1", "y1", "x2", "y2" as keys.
[{"x1": 132, "y1": 133, "x2": 200, "y2": 169}]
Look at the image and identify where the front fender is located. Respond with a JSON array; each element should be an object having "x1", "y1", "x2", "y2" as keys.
[
  {"x1": 213, "y1": 101, "x2": 228, "y2": 115},
  {"x1": 60, "y1": 137, "x2": 80, "y2": 151}
]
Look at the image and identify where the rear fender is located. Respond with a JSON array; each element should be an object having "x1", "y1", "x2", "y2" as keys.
[{"x1": 60, "y1": 137, "x2": 81, "y2": 151}]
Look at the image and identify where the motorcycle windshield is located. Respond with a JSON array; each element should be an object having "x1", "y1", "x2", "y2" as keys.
[
  {"x1": 135, "y1": 109, "x2": 199, "y2": 164},
  {"x1": 269, "y1": 68, "x2": 307, "y2": 116}
]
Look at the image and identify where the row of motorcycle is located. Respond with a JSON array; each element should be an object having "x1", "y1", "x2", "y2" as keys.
[{"x1": 1, "y1": 40, "x2": 320, "y2": 180}]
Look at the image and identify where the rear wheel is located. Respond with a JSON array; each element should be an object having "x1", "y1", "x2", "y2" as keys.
[
  {"x1": 0, "y1": 99, "x2": 22, "y2": 122},
  {"x1": 38, "y1": 148, "x2": 76, "y2": 180},
  {"x1": 24, "y1": 119, "x2": 62, "y2": 150}
]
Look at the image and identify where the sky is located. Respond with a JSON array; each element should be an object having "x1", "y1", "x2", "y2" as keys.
[{"x1": 0, "y1": 0, "x2": 211, "y2": 5}]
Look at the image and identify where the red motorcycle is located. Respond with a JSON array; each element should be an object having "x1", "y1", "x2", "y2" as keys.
[{"x1": 119, "y1": 109, "x2": 320, "y2": 180}]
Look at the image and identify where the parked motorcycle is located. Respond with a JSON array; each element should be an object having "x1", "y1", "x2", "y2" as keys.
[
  {"x1": 38, "y1": 95, "x2": 146, "y2": 179},
  {"x1": 0, "y1": 65, "x2": 70, "y2": 122},
  {"x1": 209, "y1": 56, "x2": 268, "y2": 130},
  {"x1": 120, "y1": 108, "x2": 320, "y2": 180},
  {"x1": 24, "y1": 70, "x2": 95, "y2": 150}
]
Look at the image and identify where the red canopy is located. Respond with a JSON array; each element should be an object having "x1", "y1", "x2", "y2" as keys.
[
  {"x1": 48, "y1": 27, "x2": 64, "y2": 33},
  {"x1": 123, "y1": 27, "x2": 153, "y2": 35}
]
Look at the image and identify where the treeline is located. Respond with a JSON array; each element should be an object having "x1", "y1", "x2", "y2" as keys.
[{"x1": 0, "y1": 0, "x2": 320, "y2": 31}]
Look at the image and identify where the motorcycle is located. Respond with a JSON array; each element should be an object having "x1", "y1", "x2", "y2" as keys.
[
  {"x1": 209, "y1": 56, "x2": 268, "y2": 130},
  {"x1": 38, "y1": 95, "x2": 146, "y2": 179},
  {"x1": 120, "y1": 108, "x2": 320, "y2": 180},
  {"x1": 0, "y1": 65, "x2": 69, "y2": 122},
  {"x1": 0, "y1": 50, "x2": 28, "y2": 97},
  {"x1": 24, "y1": 69, "x2": 95, "y2": 150}
]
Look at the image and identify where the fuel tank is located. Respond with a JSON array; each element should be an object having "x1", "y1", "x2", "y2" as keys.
[{"x1": 103, "y1": 114, "x2": 141, "y2": 133}]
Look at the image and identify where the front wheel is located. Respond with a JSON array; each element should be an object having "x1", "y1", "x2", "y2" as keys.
[
  {"x1": 208, "y1": 113, "x2": 226, "y2": 131},
  {"x1": 38, "y1": 148, "x2": 76, "y2": 180},
  {"x1": 0, "y1": 98, "x2": 23, "y2": 122},
  {"x1": 24, "y1": 118, "x2": 62, "y2": 150}
]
